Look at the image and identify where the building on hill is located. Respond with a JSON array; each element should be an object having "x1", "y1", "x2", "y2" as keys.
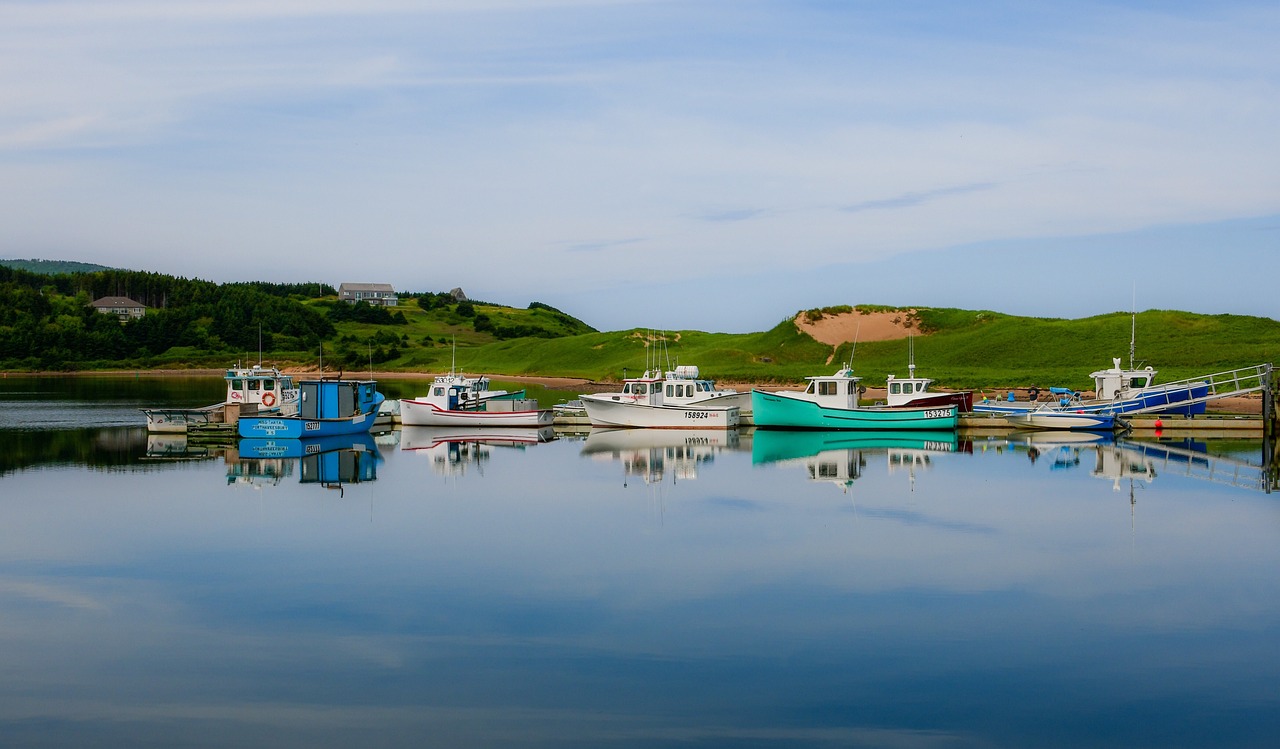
[
  {"x1": 338, "y1": 283, "x2": 398, "y2": 307},
  {"x1": 91, "y1": 296, "x2": 147, "y2": 321}
]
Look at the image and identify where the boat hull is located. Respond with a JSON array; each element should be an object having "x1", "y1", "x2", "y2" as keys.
[
  {"x1": 1003, "y1": 411, "x2": 1117, "y2": 431},
  {"x1": 973, "y1": 382, "x2": 1210, "y2": 417},
  {"x1": 892, "y1": 391, "x2": 974, "y2": 413},
  {"x1": 400, "y1": 399, "x2": 555, "y2": 427},
  {"x1": 751, "y1": 390, "x2": 957, "y2": 431},
  {"x1": 580, "y1": 397, "x2": 740, "y2": 429},
  {"x1": 238, "y1": 412, "x2": 378, "y2": 438}
]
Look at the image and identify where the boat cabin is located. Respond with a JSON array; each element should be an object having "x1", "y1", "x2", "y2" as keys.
[
  {"x1": 299, "y1": 378, "x2": 381, "y2": 420},
  {"x1": 803, "y1": 368, "x2": 862, "y2": 409},
  {"x1": 226, "y1": 365, "x2": 298, "y2": 413},
  {"x1": 612, "y1": 374, "x2": 667, "y2": 407},
  {"x1": 1089, "y1": 358, "x2": 1157, "y2": 401},
  {"x1": 885, "y1": 364, "x2": 933, "y2": 407}
]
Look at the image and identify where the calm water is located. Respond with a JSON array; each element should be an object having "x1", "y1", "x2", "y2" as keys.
[{"x1": 1, "y1": 376, "x2": 1277, "y2": 748}]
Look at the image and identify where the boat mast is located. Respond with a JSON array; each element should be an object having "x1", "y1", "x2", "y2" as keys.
[{"x1": 1129, "y1": 284, "x2": 1137, "y2": 371}]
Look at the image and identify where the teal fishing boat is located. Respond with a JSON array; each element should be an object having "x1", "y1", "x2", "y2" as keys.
[{"x1": 751, "y1": 368, "x2": 957, "y2": 431}]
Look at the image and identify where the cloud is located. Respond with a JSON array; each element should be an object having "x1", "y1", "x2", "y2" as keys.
[{"x1": 841, "y1": 182, "x2": 999, "y2": 214}]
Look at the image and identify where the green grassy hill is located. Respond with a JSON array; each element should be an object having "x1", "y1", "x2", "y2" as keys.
[{"x1": 420, "y1": 306, "x2": 1280, "y2": 392}]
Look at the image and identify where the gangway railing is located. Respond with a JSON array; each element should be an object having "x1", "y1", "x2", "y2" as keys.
[
  {"x1": 1121, "y1": 439, "x2": 1269, "y2": 493},
  {"x1": 1125, "y1": 363, "x2": 1271, "y2": 415}
]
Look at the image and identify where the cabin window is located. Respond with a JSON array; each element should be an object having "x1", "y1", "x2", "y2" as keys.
[
  {"x1": 890, "y1": 383, "x2": 901, "y2": 395},
  {"x1": 635, "y1": 383, "x2": 647, "y2": 395},
  {"x1": 666, "y1": 385, "x2": 674, "y2": 397},
  {"x1": 818, "y1": 382, "x2": 838, "y2": 396},
  {"x1": 804, "y1": 382, "x2": 815, "y2": 394},
  {"x1": 263, "y1": 379, "x2": 275, "y2": 391},
  {"x1": 434, "y1": 387, "x2": 445, "y2": 396},
  {"x1": 248, "y1": 379, "x2": 260, "y2": 391},
  {"x1": 848, "y1": 382, "x2": 858, "y2": 395},
  {"x1": 230, "y1": 379, "x2": 243, "y2": 390}
]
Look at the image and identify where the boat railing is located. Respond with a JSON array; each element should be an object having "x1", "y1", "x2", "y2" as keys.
[{"x1": 1124, "y1": 363, "x2": 1270, "y2": 414}]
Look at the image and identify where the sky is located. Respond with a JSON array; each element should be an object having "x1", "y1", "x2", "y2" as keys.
[{"x1": 1, "y1": 0, "x2": 1277, "y2": 332}]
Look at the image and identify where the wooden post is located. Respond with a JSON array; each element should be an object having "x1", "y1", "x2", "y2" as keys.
[{"x1": 1265, "y1": 363, "x2": 1277, "y2": 493}]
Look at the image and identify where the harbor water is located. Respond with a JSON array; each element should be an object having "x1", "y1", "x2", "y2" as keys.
[{"x1": 0, "y1": 376, "x2": 1277, "y2": 748}]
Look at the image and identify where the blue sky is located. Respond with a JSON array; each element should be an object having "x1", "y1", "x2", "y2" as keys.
[{"x1": 1, "y1": 0, "x2": 1276, "y2": 332}]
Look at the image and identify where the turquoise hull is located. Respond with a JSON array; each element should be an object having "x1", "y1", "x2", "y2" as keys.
[{"x1": 751, "y1": 390, "x2": 957, "y2": 431}]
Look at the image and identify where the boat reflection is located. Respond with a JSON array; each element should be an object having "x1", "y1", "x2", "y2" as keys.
[
  {"x1": 229, "y1": 433, "x2": 381, "y2": 492},
  {"x1": 401, "y1": 425, "x2": 556, "y2": 478},
  {"x1": 751, "y1": 429, "x2": 965, "y2": 465},
  {"x1": 581, "y1": 428, "x2": 744, "y2": 485},
  {"x1": 752, "y1": 429, "x2": 967, "y2": 492},
  {"x1": 143, "y1": 433, "x2": 215, "y2": 461},
  {"x1": 1003, "y1": 432, "x2": 1269, "y2": 492}
]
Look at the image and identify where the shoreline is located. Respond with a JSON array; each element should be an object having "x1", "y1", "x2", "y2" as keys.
[{"x1": 4, "y1": 369, "x2": 1263, "y2": 414}]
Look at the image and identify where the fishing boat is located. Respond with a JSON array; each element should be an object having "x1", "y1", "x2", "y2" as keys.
[
  {"x1": 141, "y1": 364, "x2": 300, "y2": 433},
  {"x1": 400, "y1": 378, "x2": 553, "y2": 427},
  {"x1": 238, "y1": 377, "x2": 384, "y2": 438},
  {"x1": 579, "y1": 371, "x2": 741, "y2": 429},
  {"x1": 973, "y1": 306, "x2": 1211, "y2": 417},
  {"x1": 751, "y1": 368, "x2": 958, "y2": 431},
  {"x1": 1002, "y1": 406, "x2": 1124, "y2": 431},
  {"x1": 883, "y1": 337, "x2": 973, "y2": 412}
]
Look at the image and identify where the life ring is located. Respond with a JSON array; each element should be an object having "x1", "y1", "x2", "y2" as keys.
[{"x1": 261, "y1": 392, "x2": 276, "y2": 407}]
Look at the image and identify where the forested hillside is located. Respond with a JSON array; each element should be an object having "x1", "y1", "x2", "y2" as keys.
[{"x1": 0, "y1": 266, "x2": 595, "y2": 370}]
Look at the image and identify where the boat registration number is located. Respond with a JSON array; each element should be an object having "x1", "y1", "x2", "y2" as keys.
[
  {"x1": 304, "y1": 421, "x2": 321, "y2": 432},
  {"x1": 684, "y1": 411, "x2": 711, "y2": 419},
  {"x1": 923, "y1": 409, "x2": 952, "y2": 419}
]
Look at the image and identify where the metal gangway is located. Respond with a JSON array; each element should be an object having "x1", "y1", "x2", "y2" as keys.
[{"x1": 1125, "y1": 363, "x2": 1272, "y2": 415}]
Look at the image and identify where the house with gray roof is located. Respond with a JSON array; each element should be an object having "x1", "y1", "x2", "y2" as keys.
[
  {"x1": 90, "y1": 296, "x2": 147, "y2": 321},
  {"x1": 338, "y1": 283, "x2": 398, "y2": 307}
]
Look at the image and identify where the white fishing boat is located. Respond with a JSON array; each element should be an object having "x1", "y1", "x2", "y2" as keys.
[
  {"x1": 141, "y1": 364, "x2": 300, "y2": 433},
  {"x1": 400, "y1": 378, "x2": 553, "y2": 427},
  {"x1": 579, "y1": 371, "x2": 740, "y2": 429}
]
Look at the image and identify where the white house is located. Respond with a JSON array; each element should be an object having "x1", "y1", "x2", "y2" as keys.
[{"x1": 338, "y1": 283, "x2": 398, "y2": 307}]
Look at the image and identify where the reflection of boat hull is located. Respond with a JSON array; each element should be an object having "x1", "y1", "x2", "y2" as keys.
[
  {"x1": 1004, "y1": 411, "x2": 1118, "y2": 431},
  {"x1": 238, "y1": 433, "x2": 380, "y2": 459},
  {"x1": 400, "y1": 400, "x2": 554, "y2": 428},
  {"x1": 580, "y1": 397, "x2": 740, "y2": 429},
  {"x1": 400, "y1": 425, "x2": 556, "y2": 450},
  {"x1": 582, "y1": 427, "x2": 740, "y2": 455},
  {"x1": 751, "y1": 391, "x2": 957, "y2": 431},
  {"x1": 752, "y1": 429, "x2": 959, "y2": 464}
]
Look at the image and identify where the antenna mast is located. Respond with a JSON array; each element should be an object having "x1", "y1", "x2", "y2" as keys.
[{"x1": 1129, "y1": 284, "x2": 1137, "y2": 371}]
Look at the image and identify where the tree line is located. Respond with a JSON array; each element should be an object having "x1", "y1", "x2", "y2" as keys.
[{"x1": 0, "y1": 266, "x2": 339, "y2": 369}]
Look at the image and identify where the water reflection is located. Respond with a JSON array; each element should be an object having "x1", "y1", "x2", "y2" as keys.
[
  {"x1": 2, "y1": 387, "x2": 1279, "y2": 748},
  {"x1": 400, "y1": 425, "x2": 556, "y2": 478},
  {"x1": 230, "y1": 434, "x2": 381, "y2": 493},
  {"x1": 752, "y1": 429, "x2": 967, "y2": 493},
  {"x1": 581, "y1": 428, "x2": 744, "y2": 485}
]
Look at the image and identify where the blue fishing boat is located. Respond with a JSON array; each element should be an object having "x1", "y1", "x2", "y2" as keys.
[
  {"x1": 751, "y1": 368, "x2": 958, "y2": 431},
  {"x1": 237, "y1": 377, "x2": 384, "y2": 438}
]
